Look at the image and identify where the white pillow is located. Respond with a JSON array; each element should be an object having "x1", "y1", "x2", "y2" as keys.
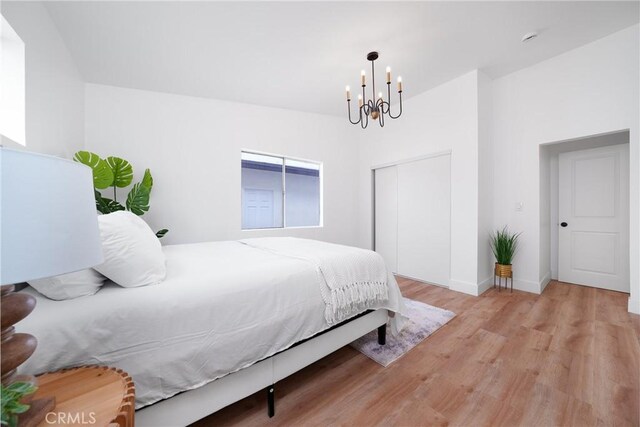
[
  {"x1": 94, "y1": 211, "x2": 166, "y2": 288},
  {"x1": 28, "y1": 269, "x2": 106, "y2": 300}
]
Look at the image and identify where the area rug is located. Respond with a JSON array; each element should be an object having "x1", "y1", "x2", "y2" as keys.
[{"x1": 350, "y1": 298, "x2": 455, "y2": 367}]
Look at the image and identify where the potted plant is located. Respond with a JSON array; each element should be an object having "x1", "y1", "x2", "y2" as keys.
[
  {"x1": 1, "y1": 381, "x2": 37, "y2": 427},
  {"x1": 73, "y1": 151, "x2": 168, "y2": 238},
  {"x1": 490, "y1": 226, "x2": 521, "y2": 279}
]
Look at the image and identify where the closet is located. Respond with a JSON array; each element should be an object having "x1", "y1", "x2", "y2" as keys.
[{"x1": 374, "y1": 153, "x2": 451, "y2": 287}]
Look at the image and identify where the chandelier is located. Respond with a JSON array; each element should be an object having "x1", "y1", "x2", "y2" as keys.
[{"x1": 345, "y1": 51, "x2": 403, "y2": 128}]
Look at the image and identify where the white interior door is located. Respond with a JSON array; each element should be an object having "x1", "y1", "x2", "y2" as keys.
[
  {"x1": 558, "y1": 144, "x2": 629, "y2": 292},
  {"x1": 374, "y1": 166, "x2": 398, "y2": 273},
  {"x1": 397, "y1": 154, "x2": 451, "y2": 286}
]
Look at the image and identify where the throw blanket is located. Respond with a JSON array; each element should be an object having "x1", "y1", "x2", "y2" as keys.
[{"x1": 241, "y1": 237, "x2": 389, "y2": 325}]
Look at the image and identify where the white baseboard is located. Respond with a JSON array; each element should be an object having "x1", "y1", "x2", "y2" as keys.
[
  {"x1": 448, "y1": 279, "x2": 479, "y2": 296},
  {"x1": 539, "y1": 271, "x2": 551, "y2": 293},
  {"x1": 629, "y1": 297, "x2": 640, "y2": 315},
  {"x1": 442, "y1": 276, "x2": 547, "y2": 296},
  {"x1": 478, "y1": 276, "x2": 493, "y2": 295},
  {"x1": 508, "y1": 278, "x2": 540, "y2": 294}
]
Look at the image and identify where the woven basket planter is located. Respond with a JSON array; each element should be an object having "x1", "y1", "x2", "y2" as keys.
[{"x1": 494, "y1": 262, "x2": 512, "y2": 278}]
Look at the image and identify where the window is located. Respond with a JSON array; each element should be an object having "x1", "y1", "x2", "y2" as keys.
[
  {"x1": 241, "y1": 151, "x2": 321, "y2": 230},
  {"x1": 0, "y1": 15, "x2": 26, "y2": 146}
]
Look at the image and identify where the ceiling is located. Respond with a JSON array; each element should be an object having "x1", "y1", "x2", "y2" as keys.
[{"x1": 41, "y1": 1, "x2": 639, "y2": 117}]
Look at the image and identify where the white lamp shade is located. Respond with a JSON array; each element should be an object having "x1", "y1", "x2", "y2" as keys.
[{"x1": 0, "y1": 148, "x2": 103, "y2": 285}]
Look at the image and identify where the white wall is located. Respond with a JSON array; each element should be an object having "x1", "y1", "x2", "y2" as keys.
[
  {"x1": 1, "y1": 2, "x2": 84, "y2": 157},
  {"x1": 357, "y1": 70, "x2": 483, "y2": 295},
  {"x1": 477, "y1": 71, "x2": 494, "y2": 291},
  {"x1": 492, "y1": 25, "x2": 639, "y2": 312},
  {"x1": 84, "y1": 84, "x2": 360, "y2": 246}
]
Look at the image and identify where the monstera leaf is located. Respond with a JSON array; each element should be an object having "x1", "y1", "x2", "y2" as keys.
[
  {"x1": 141, "y1": 168, "x2": 153, "y2": 192},
  {"x1": 74, "y1": 151, "x2": 167, "y2": 237},
  {"x1": 126, "y1": 182, "x2": 150, "y2": 215},
  {"x1": 106, "y1": 156, "x2": 134, "y2": 188},
  {"x1": 95, "y1": 190, "x2": 125, "y2": 214},
  {"x1": 73, "y1": 151, "x2": 113, "y2": 189}
]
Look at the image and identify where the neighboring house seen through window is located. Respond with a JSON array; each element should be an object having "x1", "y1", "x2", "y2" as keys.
[{"x1": 241, "y1": 151, "x2": 322, "y2": 230}]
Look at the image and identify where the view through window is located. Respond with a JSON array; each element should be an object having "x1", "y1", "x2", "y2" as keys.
[{"x1": 241, "y1": 152, "x2": 321, "y2": 230}]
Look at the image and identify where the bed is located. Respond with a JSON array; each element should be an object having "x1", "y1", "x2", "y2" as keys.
[{"x1": 17, "y1": 237, "x2": 407, "y2": 425}]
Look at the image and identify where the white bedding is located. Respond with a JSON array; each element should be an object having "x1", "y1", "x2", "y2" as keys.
[
  {"x1": 241, "y1": 238, "x2": 389, "y2": 325},
  {"x1": 18, "y1": 239, "x2": 406, "y2": 408}
]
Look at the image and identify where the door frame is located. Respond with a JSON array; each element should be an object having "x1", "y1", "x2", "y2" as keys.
[{"x1": 540, "y1": 130, "x2": 631, "y2": 293}]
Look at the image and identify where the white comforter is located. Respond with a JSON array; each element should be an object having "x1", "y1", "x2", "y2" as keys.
[
  {"x1": 18, "y1": 239, "x2": 406, "y2": 408},
  {"x1": 241, "y1": 238, "x2": 389, "y2": 325}
]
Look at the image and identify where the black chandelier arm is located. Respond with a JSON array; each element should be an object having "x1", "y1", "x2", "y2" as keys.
[
  {"x1": 347, "y1": 100, "x2": 361, "y2": 125},
  {"x1": 386, "y1": 83, "x2": 403, "y2": 119},
  {"x1": 367, "y1": 99, "x2": 375, "y2": 110},
  {"x1": 360, "y1": 108, "x2": 369, "y2": 129},
  {"x1": 388, "y1": 91, "x2": 403, "y2": 120},
  {"x1": 362, "y1": 102, "x2": 371, "y2": 116},
  {"x1": 379, "y1": 100, "x2": 390, "y2": 115}
]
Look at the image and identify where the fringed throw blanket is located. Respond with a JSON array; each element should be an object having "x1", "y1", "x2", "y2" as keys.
[{"x1": 240, "y1": 237, "x2": 389, "y2": 325}]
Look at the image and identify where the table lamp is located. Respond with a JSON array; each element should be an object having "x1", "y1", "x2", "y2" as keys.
[{"x1": 0, "y1": 147, "x2": 103, "y2": 425}]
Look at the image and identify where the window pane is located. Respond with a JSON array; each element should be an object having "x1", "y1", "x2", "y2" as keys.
[
  {"x1": 1, "y1": 15, "x2": 26, "y2": 146},
  {"x1": 242, "y1": 153, "x2": 283, "y2": 229},
  {"x1": 285, "y1": 159, "x2": 321, "y2": 227}
]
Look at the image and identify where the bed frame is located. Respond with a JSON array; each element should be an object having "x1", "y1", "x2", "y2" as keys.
[{"x1": 136, "y1": 309, "x2": 388, "y2": 426}]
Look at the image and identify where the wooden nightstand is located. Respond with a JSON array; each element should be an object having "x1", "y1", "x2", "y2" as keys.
[{"x1": 22, "y1": 366, "x2": 135, "y2": 427}]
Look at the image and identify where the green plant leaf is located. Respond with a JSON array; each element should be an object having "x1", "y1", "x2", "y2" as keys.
[
  {"x1": 141, "y1": 168, "x2": 153, "y2": 192},
  {"x1": 5, "y1": 382, "x2": 36, "y2": 395},
  {"x1": 490, "y1": 226, "x2": 521, "y2": 265},
  {"x1": 106, "y1": 156, "x2": 134, "y2": 188},
  {"x1": 10, "y1": 403, "x2": 29, "y2": 415},
  {"x1": 1, "y1": 382, "x2": 36, "y2": 427},
  {"x1": 95, "y1": 191, "x2": 125, "y2": 214},
  {"x1": 155, "y1": 229, "x2": 169, "y2": 239},
  {"x1": 126, "y1": 182, "x2": 150, "y2": 216},
  {"x1": 73, "y1": 151, "x2": 114, "y2": 189}
]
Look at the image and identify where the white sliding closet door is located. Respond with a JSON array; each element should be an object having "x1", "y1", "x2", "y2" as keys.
[
  {"x1": 374, "y1": 166, "x2": 398, "y2": 273},
  {"x1": 397, "y1": 155, "x2": 450, "y2": 286}
]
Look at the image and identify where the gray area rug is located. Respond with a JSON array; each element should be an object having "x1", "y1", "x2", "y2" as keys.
[{"x1": 350, "y1": 298, "x2": 455, "y2": 367}]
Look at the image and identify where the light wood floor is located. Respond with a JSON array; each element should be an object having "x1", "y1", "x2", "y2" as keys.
[{"x1": 193, "y1": 279, "x2": 640, "y2": 426}]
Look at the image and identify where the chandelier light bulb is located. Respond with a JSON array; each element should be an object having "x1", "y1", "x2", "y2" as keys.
[
  {"x1": 386, "y1": 66, "x2": 391, "y2": 84},
  {"x1": 360, "y1": 70, "x2": 366, "y2": 86},
  {"x1": 358, "y1": 94, "x2": 363, "y2": 107},
  {"x1": 378, "y1": 92, "x2": 383, "y2": 100},
  {"x1": 397, "y1": 76, "x2": 403, "y2": 92},
  {"x1": 346, "y1": 85, "x2": 351, "y2": 100}
]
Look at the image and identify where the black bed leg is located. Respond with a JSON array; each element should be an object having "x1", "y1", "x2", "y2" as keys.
[
  {"x1": 267, "y1": 384, "x2": 275, "y2": 418},
  {"x1": 377, "y1": 324, "x2": 386, "y2": 345}
]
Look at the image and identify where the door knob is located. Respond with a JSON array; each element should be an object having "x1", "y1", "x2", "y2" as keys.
[{"x1": 560, "y1": 222, "x2": 568, "y2": 227}]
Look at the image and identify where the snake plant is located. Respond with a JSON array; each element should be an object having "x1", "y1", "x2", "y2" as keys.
[{"x1": 490, "y1": 226, "x2": 521, "y2": 265}]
